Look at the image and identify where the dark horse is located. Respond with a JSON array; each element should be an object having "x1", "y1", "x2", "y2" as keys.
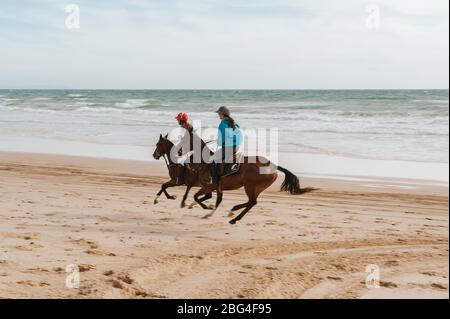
[
  {"x1": 181, "y1": 131, "x2": 313, "y2": 224},
  {"x1": 152, "y1": 134, "x2": 213, "y2": 208}
]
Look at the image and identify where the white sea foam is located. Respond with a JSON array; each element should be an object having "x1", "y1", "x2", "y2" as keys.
[
  {"x1": 73, "y1": 102, "x2": 97, "y2": 107},
  {"x1": 76, "y1": 106, "x2": 127, "y2": 113},
  {"x1": 0, "y1": 104, "x2": 18, "y2": 111},
  {"x1": 0, "y1": 98, "x2": 19, "y2": 102},
  {"x1": 0, "y1": 90, "x2": 448, "y2": 166},
  {"x1": 115, "y1": 99, "x2": 148, "y2": 109},
  {"x1": 21, "y1": 107, "x2": 60, "y2": 114}
]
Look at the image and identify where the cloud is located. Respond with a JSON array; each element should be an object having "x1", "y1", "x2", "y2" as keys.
[{"x1": 0, "y1": 0, "x2": 448, "y2": 89}]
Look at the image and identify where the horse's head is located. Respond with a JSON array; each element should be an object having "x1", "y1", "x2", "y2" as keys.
[{"x1": 153, "y1": 134, "x2": 170, "y2": 160}]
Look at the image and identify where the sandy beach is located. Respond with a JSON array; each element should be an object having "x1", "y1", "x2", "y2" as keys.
[{"x1": 0, "y1": 151, "x2": 448, "y2": 299}]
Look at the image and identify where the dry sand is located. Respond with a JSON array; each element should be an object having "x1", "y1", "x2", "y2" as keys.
[{"x1": 0, "y1": 152, "x2": 448, "y2": 299}]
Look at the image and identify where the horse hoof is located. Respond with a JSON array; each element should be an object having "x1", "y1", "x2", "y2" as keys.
[
  {"x1": 180, "y1": 203, "x2": 186, "y2": 209},
  {"x1": 229, "y1": 219, "x2": 237, "y2": 225},
  {"x1": 202, "y1": 214, "x2": 212, "y2": 219},
  {"x1": 169, "y1": 195, "x2": 177, "y2": 200},
  {"x1": 154, "y1": 199, "x2": 158, "y2": 205}
]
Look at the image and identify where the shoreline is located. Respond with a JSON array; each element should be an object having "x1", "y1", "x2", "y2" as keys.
[
  {"x1": 0, "y1": 135, "x2": 448, "y2": 187},
  {"x1": 0, "y1": 151, "x2": 448, "y2": 196}
]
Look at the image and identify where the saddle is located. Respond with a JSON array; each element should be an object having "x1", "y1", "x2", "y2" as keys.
[{"x1": 221, "y1": 152, "x2": 244, "y2": 177}]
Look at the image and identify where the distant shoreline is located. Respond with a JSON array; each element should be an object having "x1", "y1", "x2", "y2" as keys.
[
  {"x1": 1, "y1": 88, "x2": 449, "y2": 91},
  {"x1": 0, "y1": 135, "x2": 448, "y2": 190}
]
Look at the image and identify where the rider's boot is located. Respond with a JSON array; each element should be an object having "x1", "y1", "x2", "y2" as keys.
[
  {"x1": 176, "y1": 165, "x2": 185, "y2": 185},
  {"x1": 209, "y1": 162, "x2": 220, "y2": 185}
]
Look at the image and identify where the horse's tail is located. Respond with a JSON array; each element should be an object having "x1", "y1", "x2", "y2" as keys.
[{"x1": 277, "y1": 166, "x2": 314, "y2": 195}]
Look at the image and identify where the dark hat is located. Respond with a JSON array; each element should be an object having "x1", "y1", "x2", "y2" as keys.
[{"x1": 216, "y1": 106, "x2": 230, "y2": 116}]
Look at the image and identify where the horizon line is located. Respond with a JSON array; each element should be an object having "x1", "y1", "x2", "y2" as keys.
[{"x1": 0, "y1": 88, "x2": 449, "y2": 91}]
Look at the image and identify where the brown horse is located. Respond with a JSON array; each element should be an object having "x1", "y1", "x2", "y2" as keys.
[
  {"x1": 152, "y1": 134, "x2": 213, "y2": 208},
  {"x1": 183, "y1": 131, "x2": 313, "y2": 224}
]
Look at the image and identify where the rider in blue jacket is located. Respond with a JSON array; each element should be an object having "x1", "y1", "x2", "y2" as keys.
[{"x1": 210, "y1": 106, "x2": 243, "y2": 184}]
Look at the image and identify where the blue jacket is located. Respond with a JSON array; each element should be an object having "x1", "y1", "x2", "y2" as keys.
[{"x1": 217, "y1": 118, "x2": 243, "y2": 147}]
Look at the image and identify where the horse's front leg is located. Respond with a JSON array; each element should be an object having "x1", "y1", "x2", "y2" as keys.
[
  {"x1": 163, "y1": 187, "x2": 177, "y2": 200},
  {"x1": 180, "y1": 185, "x2": 192, "y2": 208},
  {"x1": 154, "y1": 180, "x2": 177, "y2": 204}
]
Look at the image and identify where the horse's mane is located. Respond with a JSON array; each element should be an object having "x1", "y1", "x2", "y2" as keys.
[
  {"x1": 162, "y1": 136, "x2": 174, "y2": 146},
  {"x1": 160, "y1": 135, "x2": 175, "y2": 152}
]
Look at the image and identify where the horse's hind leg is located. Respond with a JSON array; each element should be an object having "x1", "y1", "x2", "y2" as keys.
[
  {"x1": 227, "y1": 201, "x2": 250, "y2": 218},
  {"x1": 189, "y1": 192, "x2": 212, "y2": 209},
  {"x1": 229, "y1": 186, "x2": 258, "y2": 224},
  {"x1": 202, "y1": 190, "x2": 223, "y2": 219},
  {"x1": 194, "y1": 185, "x2": 217, "y2": 210},
  {"x1": 231, "y1": 202, "x2": 249, "y2": 211},
  {"x1": 229, "y1": 199, "x2": 257, "y2": 224},
  {"x1": 229, "y1": 172, "x2": 277, "y2": 223},
  {"x1": 199, "y1": 192, "x2": 212, "y2": 202}
]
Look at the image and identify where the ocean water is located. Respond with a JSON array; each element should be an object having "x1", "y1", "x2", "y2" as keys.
[{"x1": 0, "y1": 90, "x2": 448, "y2": 164}]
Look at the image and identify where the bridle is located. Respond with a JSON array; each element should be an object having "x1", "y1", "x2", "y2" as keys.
[
  {"x1": 158, "y1": 139, "x2": 178, "y2": 170},
  {"x1": 158, "y1": 139, "x2": 185, "y2": 185}
]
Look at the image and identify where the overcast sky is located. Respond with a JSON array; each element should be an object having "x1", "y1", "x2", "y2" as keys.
[{"x1": 0, "y1": 0, "x2": 448, "y2": 89}]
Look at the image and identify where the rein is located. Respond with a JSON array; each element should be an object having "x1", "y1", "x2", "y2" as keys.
[
  {"x1": 159, "y1": 134, "x2": 208, "y2": 173},
  {"x1": 163, "y1": 153, "x2": 177, "y2": 169},
  {"x1": 162, "y1": 153, "x2": 170, "y2": 168}
]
